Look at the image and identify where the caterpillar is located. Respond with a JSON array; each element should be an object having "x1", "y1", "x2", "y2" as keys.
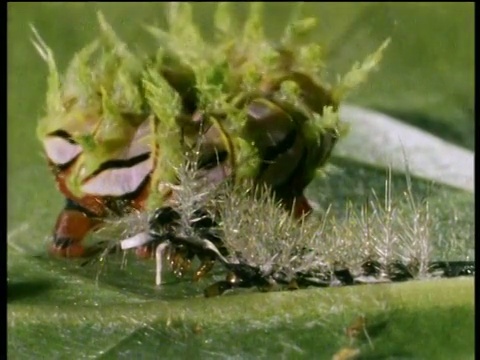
[
  {"x1": 116, "y1": 178, "x2": 474, "y2": 297},
  {"x1": 33, "y1": 4, "x2": 416, "y2": 286}
]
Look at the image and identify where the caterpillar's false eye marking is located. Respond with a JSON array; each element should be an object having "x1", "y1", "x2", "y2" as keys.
[
  {"x1": 43, "y1": 134, "x2": 82, "y2": 166},
  {"x1": 81, "y1": 156, "x2": 153, "y2": 196}
]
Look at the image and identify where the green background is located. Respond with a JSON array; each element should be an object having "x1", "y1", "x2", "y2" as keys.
[{"x1": 8, "y1": 3, "x2": 474, "y2": 359}]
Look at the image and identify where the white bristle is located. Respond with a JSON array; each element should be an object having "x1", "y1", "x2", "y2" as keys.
[
  {"x1": 120, "y1": 232, "x2": 150, "y2": 250},
  {"x1": 155, "y1": 241, "x2": 171, "y2": 286}
]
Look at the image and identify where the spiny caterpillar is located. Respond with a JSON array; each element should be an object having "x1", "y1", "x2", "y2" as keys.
[
  {"x1": 116, "y1": 169, "x2": 474, "y2": 297},
  {"x1": 35, "y1": 3, "x2": 384, "y2": 259},
  {"x1": 33, "y1": 3, "x2": 474, "y2": 296}
]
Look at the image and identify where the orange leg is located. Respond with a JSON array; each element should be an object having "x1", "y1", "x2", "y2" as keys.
[
  {"x1": 135, "y1": 244, "x2": 156, "y2": 259},
  {"x1": 50, "y1": 199, "x2": 103, "y2": 258},
  {"x1": 292, "y1": 194, "x2": 313, "y2": 219}
]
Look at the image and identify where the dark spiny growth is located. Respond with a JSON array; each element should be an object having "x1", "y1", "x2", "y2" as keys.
[{"x1": 137, "y1": 191, "x2": 475, "y2": 297}]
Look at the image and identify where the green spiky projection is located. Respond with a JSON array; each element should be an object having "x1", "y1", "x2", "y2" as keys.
[
  {"x1": 34, "y1": 3, "x2": 390, "y2": 209},
  {"x1": 33, "y1": 13, "x2": 149, "y2": 198},
  {"x1": 143, "y1": 2, "x2": 390, "y2": 208}
]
